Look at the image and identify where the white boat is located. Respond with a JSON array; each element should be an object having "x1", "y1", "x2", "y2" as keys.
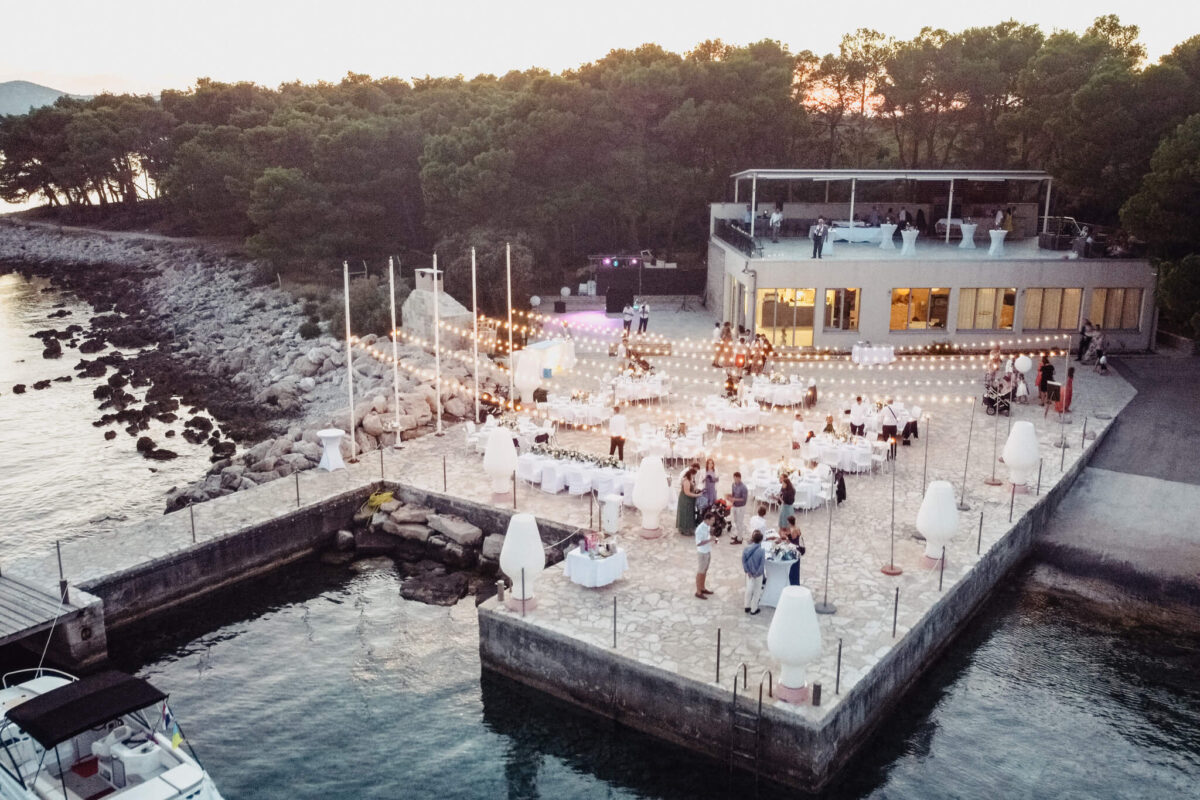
[{"x1": 0, "y1": 668, "x2": 223, "y2": 800}]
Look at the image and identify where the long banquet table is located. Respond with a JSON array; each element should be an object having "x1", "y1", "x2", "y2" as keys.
[
  {"x1": 851, "y1": 343, "x2": 896, "y2": 365},
  {"x1": 830, "y1": 223, "x2": 883, "y2": 243}
]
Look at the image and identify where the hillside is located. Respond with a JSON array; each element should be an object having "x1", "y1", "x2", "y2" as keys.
[{"x1": 0, "y1": 80, "x2": 81, "y2": 116}]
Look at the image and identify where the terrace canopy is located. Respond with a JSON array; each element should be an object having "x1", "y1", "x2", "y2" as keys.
[{"x1": 730, "y1": 168, "x2": 1054, "y2": 241}]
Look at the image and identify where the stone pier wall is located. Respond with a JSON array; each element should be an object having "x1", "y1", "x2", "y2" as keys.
[{"x1": 479, "y1": 424, "x2": 1116, "y2": 791}]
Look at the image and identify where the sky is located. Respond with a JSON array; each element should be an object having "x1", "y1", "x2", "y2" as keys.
[{"x1": 1, "y1": 1, "x2": 1194, "y2": 95}]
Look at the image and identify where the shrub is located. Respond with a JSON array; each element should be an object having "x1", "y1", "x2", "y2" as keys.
[
  {"x1": 323, "y1": 274, "x2": 408, "y2": 337},
  {"x1": 299, "y1": 320, "x2": 322, "y2": 339}
]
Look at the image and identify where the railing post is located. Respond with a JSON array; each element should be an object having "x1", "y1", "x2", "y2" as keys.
[
  {"x1": 977, "y1": 511, "x2": 983, "y2": 554},
  {"x1": 520, "y1": 567, "x2": 526, "y2": 618},
  {"x1": 1081, "y1": 416, "x2": 1088, "y2": 448},
  {"x1": 189, "y1": 505, "x2": 196, "y2": 543},
  {"x1": 612, "y1": 597, "x2": 617, "y2": 648},
  {"x1": 1036, "y1": 460, "x2": 1043, "y2": 496},
  {"x1": 295, "y1": 472, "x2": 300, "y2": 508},
  {"x1": 56, "y1": 540, "x2": 69, "y2": 604},
  {"x1": 379, "y1": 447, "x2": 385, "y2": 481},
  {"x1": 938, "y1": 546, "x2": 946, "y2": 591},
  {"x1": 443, "y1": 455, "x2": 448, "y2": 492},
  {"x1": 835, "y1": 638, "x2": 843, "y2": 694},
  {"x1": 892, "y1": 587, "x2": 899, "y2": 638},
  {"x1": 1009, "y1": 482, "x2": 1016, "y2": 523},
  {"x1": 716, "y1": 627, "x2": 722, "y2": 684}
]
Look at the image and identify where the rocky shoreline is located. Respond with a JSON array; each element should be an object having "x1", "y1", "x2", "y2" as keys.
[{"x1": 0, "y1": 220, "x2": 499, "y2": 511}]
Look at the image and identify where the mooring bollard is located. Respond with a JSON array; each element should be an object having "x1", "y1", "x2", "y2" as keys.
[
  {"x1": 892, "y1": 587, "x2": 899, "y2": 638},
  {"x1": 977, "y1": 511, "x2": 984, "y2": 554},
  {"x1": 938, "y1": 546, "x2": 946, "y2": 591},
  {"x1": 835, "y1": 638, "x2": 843, "y2": 694},
  {"x1": 495, "y1": 580, "x2": 505, "y2": 603},
  {"x1": 715, "y1": 627, "x2": 722, "y2": 684},
  {"x1": 612, "y1": 597, "x2": 617, "y2": 648},
  {"x1": 189, "y1": 505, "x2": 196, "y2": 543}
]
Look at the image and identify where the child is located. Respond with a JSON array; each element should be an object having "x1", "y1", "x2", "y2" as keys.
[
  {"x1": 1096, "y1": 351, "x2": 1109, "y2": 375},
  {"x1": 1015, "y1": 372, "x2": 1030, "y2": 404}
]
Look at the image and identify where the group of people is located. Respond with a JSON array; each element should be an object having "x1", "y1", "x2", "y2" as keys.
[
  {"x1": 710, "y1": 322, "x2": 774, "y2": 375},
  {"x1": 1078, "y1": 319, "x2": 1109, "y2": 372},
  {"x1": 621, "y1": 301, "x2": 651, "y2": 333}
]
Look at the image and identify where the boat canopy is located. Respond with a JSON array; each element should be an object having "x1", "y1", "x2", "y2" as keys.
[{"x1": 6, "y1": 671, "x2": 167, "y2": 748}]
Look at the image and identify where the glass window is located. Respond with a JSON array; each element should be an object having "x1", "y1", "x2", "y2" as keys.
[
  {"x1": 891, "y1": 288, "x2": 949, "y2": 330},
  {"x1": 824, "y1": 289, "x2": 859, "y2": 331},
  {"x1": 757, "y1": 288, "x2": 815, "y2": 346},
  {"x1": 1090, "y1": 288, "x2": 1142, "y2": 331},
  {"x1": 1022, "y1": 288, "x2": 1082, "y2": 330},
  {"x1": 958, "y1": 287, "x2": 1015, "y2": 330}
]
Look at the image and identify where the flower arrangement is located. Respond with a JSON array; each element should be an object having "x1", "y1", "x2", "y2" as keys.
[
  {"x1": 531, "y1": 443, "x2": 623, "y2": 469},
  {"x1": 765, "y1": 540, "x2": 799, "y2": 562},
  {"x1": 769, "y1": 372, "x2": 788, "y2": 385}
]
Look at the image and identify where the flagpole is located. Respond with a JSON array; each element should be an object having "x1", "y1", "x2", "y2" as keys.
[
  {"x1": 343, "y1": 261, "x2": 357, "y2": 463},
  {"x1": 506, "y1": 242, "x2": 514, "y2": 408},
  {"x1": 389, "y1": 257, "x2": 402, "y2": 449},
  {"x1": 434, "y1": 253, "x2": 444, "y2": 436},
  {"x1": 471, "y1": 246, "x2": 480, "y2": 422}
]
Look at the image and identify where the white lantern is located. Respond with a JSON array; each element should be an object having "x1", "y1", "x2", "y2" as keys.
[
  {"x1": 499, "y1": 513, "x2": 545, "y2": 611},
  {"x1": 482, "y1": 426, "x2": 518, "y2": 496},
  {"x1": 1002, "y1": 420, "x2": 1040, "y2": 493},
  {"x1": 530, "y1": 295, "x2": 542, "y2": 307},
  {"x1": 1014, "y1": 355, "x2": 1033, "y2": 374},
  {"x1": 766, "y1": 585, "x2": 822, "y2": 704},
  {"x1": 560, "y1": 286, "x2": 571, "y2": 298},
  {"x1": 631, "y1": 456, "x2": 669, "y2": 537},
  {"x1": 916, "y1": 480, "x2": 959, "y2": 568},
  {"x1": 513, "y1": 352, "x2": 542, "y2": 402}
]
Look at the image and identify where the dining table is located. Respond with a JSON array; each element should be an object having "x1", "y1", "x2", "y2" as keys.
[{"x1": 563, "y1": 546, "x2": 629, "y2": 588}]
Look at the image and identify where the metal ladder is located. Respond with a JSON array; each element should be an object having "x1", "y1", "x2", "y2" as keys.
[{"x1": 729, "y1": 665, "x2": 774, "y2": 786}]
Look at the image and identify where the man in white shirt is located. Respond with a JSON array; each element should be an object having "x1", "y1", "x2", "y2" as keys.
[
  {"x1": 791, "y1": 412, "x2": 806, "y2": 450},
  {"x1": 638, "y1": 301, "x2": 650, "y2": 333},
  {"x1": 694, "y1": 511, "x2": 715, "y2": 599},
  {"x1": 608, "y1": 406, "x2": 627, "y2": 461},
  {"x1": 849, "y1": 396, "x2": 867, "y2": 437},
  {"x1": 769, "y1": 208, "x2": 783, "y2": 242},
  {"x1": 881, "y1": 399, "x2": 900, "y2": 458},
  {"x1": 748, "y1": 505, "x2": 768, "y2": 538},
  {"x1": 622, "y1": 303, "x2": 634, "y2": 332}
]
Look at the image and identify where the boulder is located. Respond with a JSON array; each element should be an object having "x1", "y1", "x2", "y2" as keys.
[
  {"x1": 427, "y1": 514, "x2": 483, "y2": 548},
  {"x1": 399, "y1": 572, "x2": 469, "y2": 606},
  {"x1": 353, "y1": 528, "x2": 397, "y2": 557},
  {"x1": 481, "y1": 533, "x2": 505, "y2": 561},
  {"x1": 361, "y1": 412, "x2": 386, "y2": 438},
  {"x1": 379, "y1": 499, "x2": 401, "y2": 513},
  {"x1": 390, "y1": 505, "x2": 432, "y2": 524},
  {"x1": 335, "y1": 529, "x2": 356, "y2": 552},
  {"x1": 380, "y1": 519, "x2": 432, "y2": 542},
  {"x1": 426, "y1": 536, "x2": 477, "y2": 569},
  {"x1": 444, "y1": 397, "x2": 468, "y2": 418}
]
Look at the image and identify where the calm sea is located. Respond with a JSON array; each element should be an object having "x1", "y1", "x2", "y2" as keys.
[{"x1": 2, "y1": 270, "x2": 1198, "y2": 799}]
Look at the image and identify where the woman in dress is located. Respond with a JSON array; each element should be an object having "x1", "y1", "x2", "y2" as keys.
[
  {"x1": 777, "y1": 475, "x2": 796, "y2": 530},
  {"x1": 1037, "y1": 355, "x2": 1055, "y2": 407},
  {"x1": 676, "y1": 464, "x2": 702, "y2": 535},
  {"x1": 701, "y1": 458, "x2": 719, "y2": 511},
  {"x1": 780, "y1": 516, "x2": 806, "y2": 584}
]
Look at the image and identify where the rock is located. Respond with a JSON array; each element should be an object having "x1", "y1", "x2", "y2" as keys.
[
  {"x1": 426, "y1": 535, "x2": 477, "y2": 569},
  {"x1": 32, "y1": 379, "x2": 52, "y2": 390},
  {"x1": 243, "y1": 470, "x2": 278, "y2": 485},
  {"x1": 481, "y1": 533, "x2": 505, "y2": 560},
  {"x1": 53, "y1": 375, "x2": 72, "y2": 383},
  {"x1": 186, "y1": 416, "x2": 213, "y2": 432},
  {"x1": 427, "y1": 514, "x2": 483, "y2": 548},
  {"x1": 362, "y1": 412, "x2": 386, "y2": 438},
  {"x1": 379, "y1": 499, "x2": 401, "y2": 513},
  {"x1": 211, "y1": 441, "x2": 236, "y2": 459},
  {"x1": 400, "y1": 572, "x2": 469, "y2": 606},
  {"x1": 353, "y1": 528, "x2": 398, "y2": 557},
  {"x1": 372, "y1": 395, "x2": 388, "y2": 414},
  {"x1": 293, "y1": 440, "x2": 322, "y2": 461},
  {"x1": 380, "y1": 519, "x2": 432, "y2": 542},
  {"x1": 444, "y1": 397, "x2": 468, "y2": 418},
  {"x1": 136, "y1": 436, "x2": 155, "y2": 453},
  {"x1": 220, "y1": 465, "x2": 246, "y2": 489},
  {"x1": 79, "y1": 338, "x2": 105, "y2": 354},
  {"x1": 390, "y1": 505, "x2": 432, "y2": 524},
  {"x1": 250, "y1": 457, "x2": 278, "y2": 473},
  {"x1": 76, "y1": 360, "x2": 106, "y2": 377},
  {"x1": 12, "y1": 384, "x2": 26, "y2": 394},
  {"x1": 146, "y1": 448, "x2": 179, "y2": 461},
  {"x1": 335, "y1": 529, "x2": 355, "y2": 552},
  {"x1": 104, "y1": 430, "x2": 117, "y2": 440}
]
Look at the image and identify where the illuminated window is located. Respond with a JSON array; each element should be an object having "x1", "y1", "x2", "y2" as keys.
[
  {"x1": 890, "y1": 288, "x2": 949, "y2": 330},
  {"x1": 756, "y1": 288, "x2": 815, "y2": 346},
  {"x1": 1090, "y1": 288, "x2": 1142, "y2": 330},
  {"x1": 823, "y1": 289, "x2": 859, "y2": 331},
  {"x1": 1022, "y1": 288, "x2": 1082, "y2": 330},
  {"x1": 957, "y1": 288, "x2": 1016, "y2": 330}
]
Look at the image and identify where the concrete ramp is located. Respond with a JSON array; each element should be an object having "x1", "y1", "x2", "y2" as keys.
[{"x1": 1036, "y1": 467, "x2": 1200, "y2": 608}]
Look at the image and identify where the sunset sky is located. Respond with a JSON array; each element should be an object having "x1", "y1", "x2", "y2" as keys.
[{"x1": 1, "y1": 1, "x2": 1191, "y2": 95}]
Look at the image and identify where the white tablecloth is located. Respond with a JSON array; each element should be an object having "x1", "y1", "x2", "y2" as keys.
[
  {"x1": 900, "y1": 229, "x2": 919, "y2": 256},
  {"x1": 540, "y1": 400, "x2": 612, "y2": 426},
  {"x1": 564, "y1": 546, "x2": 629, "y2": 587},
  {"x1": 935, "y1": 217, "x2": 963, "y2": 232},
  {"x1": 830, "y1": 224, "x2": 883, "y2": 243},
  {"x1": 518, "y1": 454, "x2": 632, "y2": 494},
  {"x1": 612, "y1": 375, "x2": 669, "y2": 403},
  {"x1": 851, "y1": 344, "x2": 895, "y2": 364},
  {"x1": 959, "y1": 222, "x2": 978, "y2": 248},
  {"x1": 878, "y1": 223, "x2": 897, "y2": 250},
  {"x1": 760, "y1": 559, "x2": 795, "y2": 608},
  {"x1": 515, "y1": 338, "x2": 577, "y2": 378},
  {"x1": 988, "y1": 229, "x2": 1007, "y2": 256},
  {"x1": 749, "y1": 381, "x2": 806, "y2": 407},
  {"x1": 713, "y1": 405, "x2": 760, "y2": 431}
]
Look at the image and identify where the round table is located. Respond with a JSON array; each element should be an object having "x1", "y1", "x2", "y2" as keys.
[
  {"x1": 879, "y1": 223, "x2": 897, "y2": 250},
  {"x1": 760, "y1": 558, "x2": 796, "y2": 608},
  {"x1": 959, "y1": 223, "x2": 978, "y2": 249},
  {"x1": 317, "y1": 428, "x2": 346, "y2": 471},
  {"x1": 900, "y1": 229, "x2": 919, "y2": 256},
  {"x1": 563, "y1": 546, "x2": 629, "y2": 588},
  {"x1": 988, "y1": 229, "x2": 1007, "y2": 257}
]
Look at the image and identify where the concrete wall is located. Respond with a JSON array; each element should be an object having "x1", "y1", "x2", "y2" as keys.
[
  {"x1": 709, "y1": 238, "x2": 1157, "y2": 352},
  {"x1": 479, "y1": 416, "x2": 1118, "y2": 791}
]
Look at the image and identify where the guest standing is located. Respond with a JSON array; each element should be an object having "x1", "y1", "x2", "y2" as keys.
[
  {"x1": 741, "y1": 531, "x2": 765, "y2": 614},
  {"x1": 694, "y1": 511, "x2": 715, "y2": 599},
  {"x1": 881, "y1": 399, "x2": 900, "y2": 458},
  {"x1": 749, "y1": 504, "x2": 768, "y2": 538},
  {"x1": 811, "y1": 217, "x2": 829, "y2": 259},
  {"x1": 1078, "y1": 320, "x2": 1094, "y2": 362},
  {"x1": 727, "y1": 472, "x2": 748, "y2": 543},
  {"x1": 792, "y1": 412, "x2": 806, "y2": 451},
  {"x1": 676, "y1": 464, "x2": 702, "y2": 535},
  {"x1": 711, "y1": 323, "x2": 723, "y2": 367},
  {"x1": 622, "y1": 303, "x2": 634, "y2": 332},
  {"x1": 769, "y1": 207, "x2": 783, "y2": 242},
  {"x1": 849, "y1": 396, "x2": 867, "y2": 437},
  {"x1": 1037, "y1": 355, "x2": 1055, "y2": 406},
  {"x1": 778, "y1": 475, "x2": 796, "y2": 529},
  {"x1": 701, "y1": 458, "x2": 719, "y2": 512},
  {"x1": 781, "y1": 516, "x2": 806, "y2": 585},
  {"x1": 638, "y1": 302, "x2": 650, "y2": 333},
  {"x1": 608, "y1": 406, "x2": 626, "y2": 461},
  {"x1": 1051, "y1": 367, "x2": 1075, "y2": 417}
]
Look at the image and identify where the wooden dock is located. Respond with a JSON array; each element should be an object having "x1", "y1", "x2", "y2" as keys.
[{"x1": 0, "y1": 574, "x2": 80, "y2": 649}]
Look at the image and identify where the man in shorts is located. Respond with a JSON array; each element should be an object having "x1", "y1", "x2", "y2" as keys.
[{"x1": 695, "y1": 511, "x2": 715, "y2": 599}]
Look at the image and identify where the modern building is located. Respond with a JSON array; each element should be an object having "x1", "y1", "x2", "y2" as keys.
[{"x1": 705, "y1": 169, "x2": 1157, "y2": 352}]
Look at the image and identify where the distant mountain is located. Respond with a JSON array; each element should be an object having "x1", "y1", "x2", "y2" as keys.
[{"x1": 0, "y1": 80, "x2": 89, "y2": 116}]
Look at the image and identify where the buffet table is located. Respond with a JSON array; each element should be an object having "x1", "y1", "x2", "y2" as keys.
[
  {"x1": 830, "y1": 222, "x2": 883, "y2": 243},
  {"x1": 612, "y1": 374, "x2": 669, "y2": 403},
  {"x1": 564, "y1": 546, "x2": 629, "y2": 588},
  {"x1": 851, "y1": 343, "x2": 895, "y2": 365}
]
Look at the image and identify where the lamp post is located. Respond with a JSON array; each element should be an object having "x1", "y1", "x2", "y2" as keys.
[
  {"x1": 433, "y1": 253, "x2": 443, "y2": 436},
  {"x1": 388, "y1": 257, "x2": 402, "y2": 449},
  {"x1": 506, "y1": 243, "x2": 515, "y2": 406},
  {"x1": 957, "y1": 396, "x2": 976, "y2": 511},
  {"x1": 881, "y1": 437, "x2": 902, "y2": 576},
  {"x1": 342, "y1": 261, "x2": 357, "y2": 463},
  {"x1": 471, "y1": 247, "x2": 479, "y2": 423},
  {"x1": 814, "y1": 500, "x2": 836, "y2": 614}
]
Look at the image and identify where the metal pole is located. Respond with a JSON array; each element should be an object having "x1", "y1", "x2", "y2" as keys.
[
  {"x1": 816, "y1": 499, "x2": 836, "y2": 613},
  {"x1": 985, "y1": 406, "x2": 1002, "y2": 486},
  {"x1": 471, "y1": 247, "x2": 480, "y2": 423},
  {"x1": 750, "y1": 176, "x2": 757, "y2": 239},
  {"x1": 433, "y1": 253, "x2": 443, "y2": 436},
  {"x1": 379, "y1": 446, "x2": 384, "y2": 481},
  {"x1": 442, "y1": 455, "x2": 447, "y2": 492},
  {"x1": 938, "y1": 546, "x2": 946, "y2": 591},
  {"x1": 892, "y1": 587, "x2": 899, "y2": 638},
  {"x1": 945, "y1": 179, "x2": 954, "y2": 243},
  {"x1": 189, "y1": 506, "x2": 195, "y2": 543},
  {"x1": 1037, "y1": 460, "x2": 1043, "y2": 496},
  {"x1": 1042, "y1": 178, "x2": 1052, "y2": 234},
  {"x1": 977, "y1": 511, "x2": 983, "y2": 554},
  {"x1": 294, "y1": 473, "x2": 300, "y2": 508},
  {"x1": 882, "y1": 442, "x2": 902, "y2": 575},
  {"x1": 506, "y1": 243, "x2": 515, "y2": 404},
  {"x1": 589, "y1": 493, "x2": 594, "y2": 529},
  {"x1": 716, "y1": 627, "x2": 722, "y2": 684},
  {"x1": 520, "y1": 567, "x2": 526, "y2": 618},
  {"x1": 343, "y1": 262, "x2": 358, "y2": 463},
  {"x1": 512, "y1": 473, "x2": 517, "y2": 510},
  {"x1": 612, "y1": 597, "x2": 617, "y2": 648},
  {"x1": 922, "y1": 415, "x2": 930, "y2": 495},
  {"x1": 1081, "y1": 416, "x2": 1088, "y2": 448},
  {"x1": 958, "y1": 397, "x2": 976, "y2": 510},
  {"x1": 835, "y1": 638, "x2": 843, "y2": 694},
  {"x1": 389, "y1": 257, "x2": 403, "y2": 449},
  {"x1": 848, "y1": 178, "x2": 857, "y2": 232},
  {"x1": 1008, "y1": 482, "x2": 1016, "y2": 522}
]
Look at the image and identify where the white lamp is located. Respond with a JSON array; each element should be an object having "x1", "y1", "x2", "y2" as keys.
[
  {"x1": 513, "y1": 352, "x2": 541, "y2": 402},
  {"x1": 631, "y1": 456, "x2": 669, "y2": 538},
  {"x1": 483, "y1": 426, "x2": 518, "y2": 497},
  {"x1": 560, "y1": 286, "x2": 571, "y2": 298},
  {"x1": 1002, "y1": 420, "x2": 1040, "y2": 494},
  {"x1": 1014, "y1": 354, "x2": 1033, "y2": 374},
  {"x1": 499, "y1": 512, "x2": 544, "y2": 611},
  {"x1": 530, "y1": 295, "x2": 541, "y2": 307},
  {"x1": 766, "y1": 585, "x2": 822, "y2": 704},
  {"x1": 916, "y1": 480, "x2": 959, "y2": 568}
]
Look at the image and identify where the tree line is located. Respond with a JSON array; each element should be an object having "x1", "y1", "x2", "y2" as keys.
[{"x1": 1, "y1": 16, "x2": 1199, "y2": 333}]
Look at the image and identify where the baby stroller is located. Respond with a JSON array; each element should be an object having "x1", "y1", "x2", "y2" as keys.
[
  {"x1": 700, "y1": 498, "x2": 732, "y2": 539},
  {"x1": 983, "y1": 379, "x2": 1011, "y2": 416}
]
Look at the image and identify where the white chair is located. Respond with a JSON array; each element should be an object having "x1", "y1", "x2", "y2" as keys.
[
  {"x1": 464, "y1": 421, "x2": 478, "y2": 454},
  {"x1": 565, "y1": 465, "x2": 592, "y2": 495},
  {"x1": 540, "y1": 462, "x2": 565, "y2": 493},
  {"x1": 517, "y1": 453, "x2": 544, "y2": 484},
  {"x1": 853, "y1": 449, "x2": 873, "y2": 474}
]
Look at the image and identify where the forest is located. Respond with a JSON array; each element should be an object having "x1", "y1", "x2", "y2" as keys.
[{"x1": 1, "y1": 16, "x2": 1199, "y2": 334}]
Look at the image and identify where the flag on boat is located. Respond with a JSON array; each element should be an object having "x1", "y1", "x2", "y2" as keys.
[{"x1": 162, "y1": 704, "x2": 184, "y2": 749}]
